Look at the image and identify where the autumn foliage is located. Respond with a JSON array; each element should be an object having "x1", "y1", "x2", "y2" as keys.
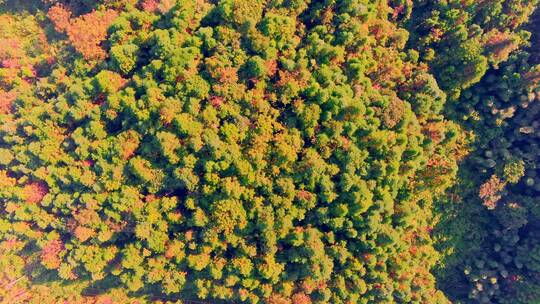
[
  {"x1": 1, "y1": 0, "x2": 539, "y2": 303},
  {"x1": 48, "y1": 4, "x2": 117, "y2": 60}
]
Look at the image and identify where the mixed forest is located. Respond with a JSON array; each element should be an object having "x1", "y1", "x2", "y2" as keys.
[{"x1": 0, "y1": 0, "x2": 539, "y2": 303}]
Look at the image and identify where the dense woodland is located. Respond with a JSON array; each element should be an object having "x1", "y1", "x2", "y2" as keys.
[{"x1": 0, "y1": 0, "x2": 538, "y2": 303}]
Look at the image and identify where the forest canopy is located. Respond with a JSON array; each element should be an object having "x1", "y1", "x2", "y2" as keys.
[{"x1": 0, "y1": 0, "x2": 539, "y2": 303}]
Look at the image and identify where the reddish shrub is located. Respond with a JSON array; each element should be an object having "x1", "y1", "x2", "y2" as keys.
[
  {"x1": 218, "y1": 67, "x2": 238, "y2": 84},
  {"x1": 48, "y1": 5, "x2": 117, "y2": 60},
  {"x1": 0, "y1": 90, "x2": 17, "y2": 114},
  {"x1": 483, "y1": 29, "x2": 520, "y2": 66},
  {"x1": 141, "y1": 0, "x2": 159, "y2": 12},
  {"x1": 68, "y1": 10, "x2": 118, "y2": 60},
  {"x1": 392, "y1": 5, "x2": 405, "y2": 20},
  {"x1": 23, "y1": 182, "x2": 49, "y2": 204},
  {"x1": 1, "y1": 58, "x2": 20, "y2": 69},
  {"x1": 96, "y1": 296, "x2": 114, "y2": 304},
  {"x1": 292, "y1": 292, "x2": 311, "y2": 304},
  {"x1": 41, "y1": 239, "x2": 63, "y2": 269},
  {"x1": 49, "y1": 7, "x2": 118, "y2": 60},
  {"x1": 266, "y1": 59, "x2": 278, "y2": 77},
  {"x1": 300, "y1": 278, "x2": 316, "y2": 294},
  {"x1": 47, "y1": 4, "x2": 72, "y2": 33},
  {"x1": 74, "y1": 226, "x2": 95, "y2": 242},
  {"x1": 479, "y1": 175, "x2": 506, "y2": 209},
  {"x1": 1, "y1": 238, "x2": 24, "y2": 251},
  {"x1": 0, "y1": 38, "x2": 20, "y2": 58},
  {"x1": 209, "y1": 95, "x2": 224, "y2": 108},
  {"x1": 296, "y1": 190, "x2": 313, "y2": 201},
  {"x1": 82, "y1": 159, "x2": 95, "y2": 167}
]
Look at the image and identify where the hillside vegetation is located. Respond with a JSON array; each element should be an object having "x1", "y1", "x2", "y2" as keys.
[{"x1": 0, "y1": 1, "x2": 538, "y2": 303}]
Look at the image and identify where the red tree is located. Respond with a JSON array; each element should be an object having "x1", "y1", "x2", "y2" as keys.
[
  {"x1": 0, "y1": 90, "x2": 16, "y2": 114},
  {"x1": 47, "y1": 4, "x2": 71, "y2": 33},
  {"x1": 479, "y1": 175, "x2": 506, "y2": 209},
  {"x1": 23, "y1": 182, "x2": 49, "y2": 204},
  {"x1": 48, "y1": 5, "x2": 118, "y2": 60}
]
